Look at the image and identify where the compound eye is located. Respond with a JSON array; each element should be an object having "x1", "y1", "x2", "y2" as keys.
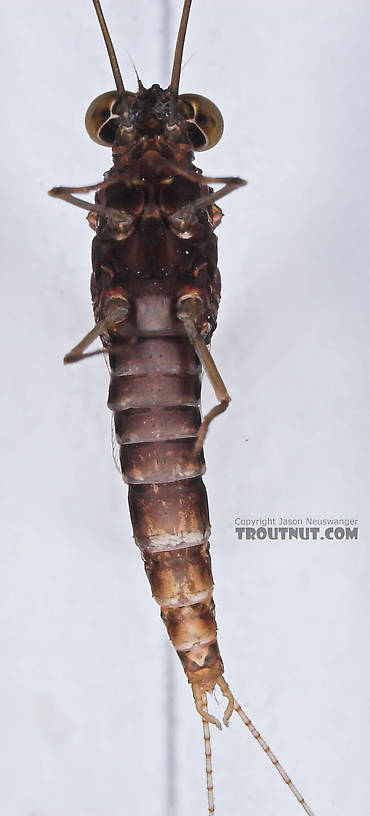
[
  {"x1": 85, "y1": 90, "x2": 136, "y2": 146},
  {"x1": 177, "y1": 93, "x2": 224, "y2": 151},
  {"x1": 85, "y1": 90, "x2": 120, "y2": 146}
]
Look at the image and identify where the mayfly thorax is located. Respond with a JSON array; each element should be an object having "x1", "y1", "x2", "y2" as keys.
[{"x1": 49, "y1": 2, "x2": 316, "y2": 814}]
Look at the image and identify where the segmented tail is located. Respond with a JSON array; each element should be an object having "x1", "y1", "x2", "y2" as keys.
[{"x1": 196, "y1": 677, "x2": 316, "y2": 816}]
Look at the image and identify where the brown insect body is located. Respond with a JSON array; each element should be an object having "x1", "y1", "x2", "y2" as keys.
[
  {"x1": 49, "y1": 4, "x2": 316, "y2": 814},
  {"x1": 91, "y1": 83, "x2": 224, "y2": 691}
]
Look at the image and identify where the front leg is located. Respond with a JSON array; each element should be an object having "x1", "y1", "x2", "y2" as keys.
[
  {"x1": 166, "y1": 162, "x2": 246, "y2": 230},
  {"x1": 49, "y1": 178, "x2": 133, "y2": 231}
]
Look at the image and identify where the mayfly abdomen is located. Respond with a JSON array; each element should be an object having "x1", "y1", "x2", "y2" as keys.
[{"x1": 105, "y1": 289, "x2": 224, "y2": 689}]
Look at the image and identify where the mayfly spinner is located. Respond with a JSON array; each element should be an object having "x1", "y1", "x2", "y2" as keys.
[{"x1": 49, "y1": 2, "x2": 316, "y2": 813}]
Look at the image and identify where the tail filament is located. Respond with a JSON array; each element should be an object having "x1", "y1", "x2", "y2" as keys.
[
  {"x1": 193, "y1": 677, "x2": 316, "y2": 816},
  {"x1": 201, "y1": 691, "x2": 215, "y2": 816}
]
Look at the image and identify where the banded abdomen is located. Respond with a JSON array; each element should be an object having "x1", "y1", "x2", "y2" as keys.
[{"x1": 107, "y1": 287, "x2": 224, "y2": 692}]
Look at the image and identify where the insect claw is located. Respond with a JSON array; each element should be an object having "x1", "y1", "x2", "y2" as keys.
[
  {"x1": 217, "y1": 676, "x2": 235, "y2": 726},
  {"x1": 203, "y1": 710, "x2": 222, "y2": 731},
  {"x1": 203, "y1": 708, "x2": 222, "y2": 731},
  {"x1": 192, "y1": 684, "x2": 222, "y2": 730}
]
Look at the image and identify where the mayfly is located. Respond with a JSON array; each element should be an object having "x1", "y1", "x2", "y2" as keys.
[{"x1": 49, "y1": 1, "x2": 316, "y2": 814}]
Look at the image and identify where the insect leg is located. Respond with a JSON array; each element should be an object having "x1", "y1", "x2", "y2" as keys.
[
  {"x1": 174, "y1": 176, "x2": 246, "y2": 223},
  {"x1": 49, "y1": 180, "x2": 133, "y2": 228},
  {"x1": 176, "y1": 296, "x2": 230, "y2": 453},
  {"x1": 167, "y1": 163, "x2": 246, "y2": 230},
  {"x1": 64, "y1": 293, "x2": 129, "y2": 364}
]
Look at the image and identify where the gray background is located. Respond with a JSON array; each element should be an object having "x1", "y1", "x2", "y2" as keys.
[{"x1": 1, "y1": 1, "x2": 369, "y2": 815}]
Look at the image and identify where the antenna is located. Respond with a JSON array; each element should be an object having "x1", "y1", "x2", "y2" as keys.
[
  {"x1": 91, "y1": 0, "x2": 129, "y2": 112},
  {"x1": 170, "y1": 0, "x2": 193, "y2": 94}
]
